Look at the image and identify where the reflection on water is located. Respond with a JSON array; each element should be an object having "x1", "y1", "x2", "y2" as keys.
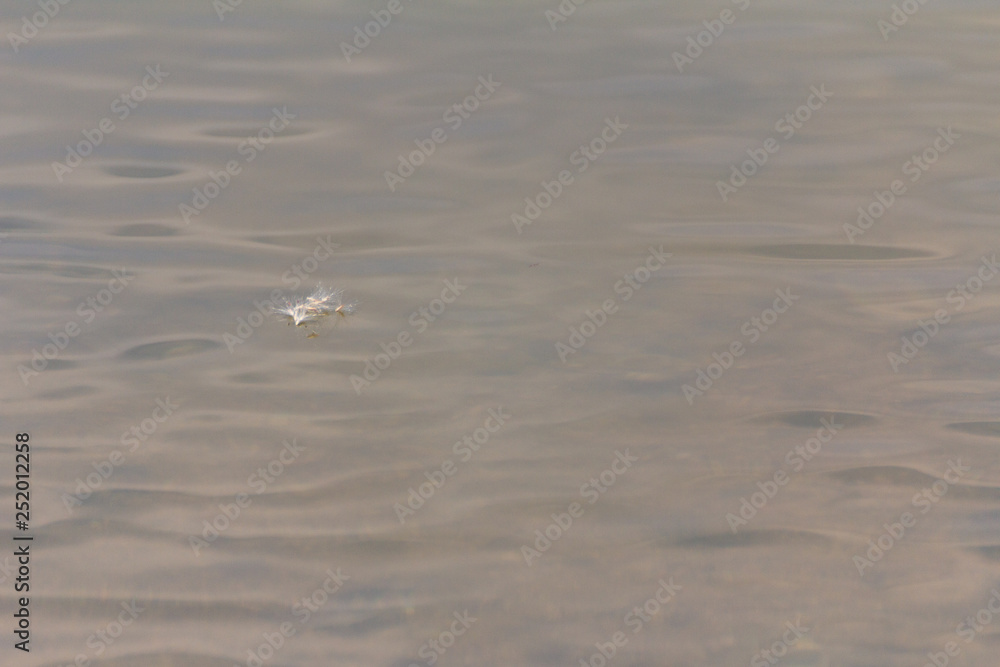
[
  {"x1": 744, "y1": 243, "x2": 939, "y2": 261},
  {"x1": 3, "y1": 0, "x2": 1000, "y2": 665}
]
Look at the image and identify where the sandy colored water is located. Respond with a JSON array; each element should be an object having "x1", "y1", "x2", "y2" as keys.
[{"x1": 3, "y1": 1, "x2": 1000, "y2": 665}]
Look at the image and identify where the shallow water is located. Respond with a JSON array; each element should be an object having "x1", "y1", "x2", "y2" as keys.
[{"x1": 4, "y1": 1, "x2": 1000, "y2": 665}]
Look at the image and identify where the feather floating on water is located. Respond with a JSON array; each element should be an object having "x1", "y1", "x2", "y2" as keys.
[{"x1": 272, "y1": 285, "x2": 358, "y2": 326}]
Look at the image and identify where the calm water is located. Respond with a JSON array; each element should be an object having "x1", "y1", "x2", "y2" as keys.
[{"x1": 4, "y1": 0, "x2": 1000, "y2": 665}]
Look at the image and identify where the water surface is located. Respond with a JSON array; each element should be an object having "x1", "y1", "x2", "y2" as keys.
[{"x1": 4, "y1": 1, "x2": 1000, "y2": 665}]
